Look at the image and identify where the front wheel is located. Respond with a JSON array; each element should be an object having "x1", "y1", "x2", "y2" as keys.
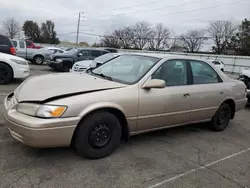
[
  {"x1": 0, "y1": 62, "x2": 13, "y2": 84},
  {"x1": 210, "y1": 103, "x2": 231, "y2": 131},
  {"x1": 61, "y1": 62, "x2": 71, "y2": 72},
  {"x1": 74, "y1": 111, "x2": 122, "y2": 159}
]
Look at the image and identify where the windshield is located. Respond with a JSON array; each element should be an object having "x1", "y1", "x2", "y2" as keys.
[
  {"x1": 94, "y1": 53, "x2": 119, "y2": 63},
  {"x1": 91, "y1": 55, "x2": 160, "y2": 84}
]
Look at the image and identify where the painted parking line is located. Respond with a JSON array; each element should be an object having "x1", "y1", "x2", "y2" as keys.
[{"x1": 148, "y1": 147, "x2": 250, "y2": 188}]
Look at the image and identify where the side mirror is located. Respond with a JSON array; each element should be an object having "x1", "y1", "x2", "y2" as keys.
[
  {"x1": 142, "y1": 79, "x2": 165, "y2": 89},
  {"x1": 78, "y1": 53, "x2": 83, "y2": 57}
]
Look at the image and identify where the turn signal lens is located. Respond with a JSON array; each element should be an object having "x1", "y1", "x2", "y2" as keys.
[{"x1": 51, "y1": 107, "x2": 67, "y2": 117}]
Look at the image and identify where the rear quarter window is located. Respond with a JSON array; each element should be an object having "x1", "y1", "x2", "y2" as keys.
[{"x1": 0, "y1": 35, "x2": 12, "y2": 46}]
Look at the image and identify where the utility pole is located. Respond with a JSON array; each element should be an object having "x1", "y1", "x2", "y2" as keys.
[{"x1": 76, "y1": 12, "x2": 83, "y2": 46}]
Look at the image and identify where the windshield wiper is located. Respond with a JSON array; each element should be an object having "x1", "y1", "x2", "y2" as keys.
[{"x1": 91, "y1": 72, "x2": 113, "y2": 81}]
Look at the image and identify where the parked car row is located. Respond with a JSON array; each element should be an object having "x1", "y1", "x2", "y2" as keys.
[
  {"x1": 48, "y1": 48, "x2": 111, "y2": 72},
  {"x1": 11, "y1": 39, "x2": 54, "y2": 64}
]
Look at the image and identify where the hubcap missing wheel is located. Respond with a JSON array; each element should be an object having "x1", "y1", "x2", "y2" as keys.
[{"x1": 88, "y1": 124, "x2": 111, "y2": 148}]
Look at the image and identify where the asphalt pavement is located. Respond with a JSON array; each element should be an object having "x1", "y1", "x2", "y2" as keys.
[{"x1": 0, "y1": 65, "x2": 249, "y2": 188}]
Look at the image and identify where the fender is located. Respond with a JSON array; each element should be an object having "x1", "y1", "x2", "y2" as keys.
[{"x1": 79, "y1": 102, "x2": 126, "y2": 118}]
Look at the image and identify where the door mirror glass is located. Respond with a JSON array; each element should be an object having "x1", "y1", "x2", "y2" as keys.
[{"x1": 142, "y1": 79, "x2": 165, "y2": 89}]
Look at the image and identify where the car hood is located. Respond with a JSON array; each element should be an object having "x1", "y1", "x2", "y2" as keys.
[
  {"x1": 240, "y1": 69, "x2": 250, "y2": 78},
  {"x1": 74, "y1": 60, "x2": 93, "y2": 67},
  {"x1": 14, "y1": 73, "x2": 127, "y2": 102},
  {"x1": 0, "y1": 52, "x2": 27, "y2": 62},
  {"x1": 54, "y1": 53, "x2": 74, "y2": 58}
]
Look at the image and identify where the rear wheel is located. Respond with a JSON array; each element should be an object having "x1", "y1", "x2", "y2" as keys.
[
  {"x1": 210, "y1": 103, "x2": 231, "y2": 131},
  {"x1": 0, "y1": 62, "x2": 13, "y2": 84},
  {"x1": 33, "y1": 55, "x2": 44, "y2": 65},
  {"x1": 74, "y1": 111, "x2": 122, "y2": 159}
]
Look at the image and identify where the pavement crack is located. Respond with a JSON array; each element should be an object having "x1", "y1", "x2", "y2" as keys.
[
  {"x1": 197, "y1": 148, "x2": 202, "y2": 165},
  {"x1": 0, "y1": 155, "x2": 41, "y2": 176},
  {"x1": 204, "y1": 166, "x2": 246, "y2": 188}
]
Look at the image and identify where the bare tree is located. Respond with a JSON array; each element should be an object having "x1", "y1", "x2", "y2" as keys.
[
  {"x1": 207, "y1": 20, "x2": 237, "y2": 54},
  {"x1": 2, "y1": 18, "x2": 21, "y2": 39},
  {"x1": 148, "y1": 23, "x2": 171, "y2": 51},
  {"x1": 114, "y1": 27, "x2": 135, "y2": 49},
  {"x1": 179, "y1": 29, "x2": 207, "y2": 52},
  {"x1": 100, "y1": 33, "x2": 121, "y2": 48},
  {"x1": 132, "y1": 21, "x2": 152, "y2": 49}
]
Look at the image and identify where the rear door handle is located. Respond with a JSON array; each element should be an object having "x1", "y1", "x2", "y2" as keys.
[{"x1": 183, "y1": 93, "x2": 190, "y2": 97}]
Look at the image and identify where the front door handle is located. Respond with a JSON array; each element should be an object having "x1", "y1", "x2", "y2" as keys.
[{"x1": 183, "y1": 93, "x2": 190, "y2": 97}]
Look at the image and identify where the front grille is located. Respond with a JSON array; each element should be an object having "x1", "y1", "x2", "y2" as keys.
[{"x1": 73, "y1": 66, "x2": 87, "y2": 72}]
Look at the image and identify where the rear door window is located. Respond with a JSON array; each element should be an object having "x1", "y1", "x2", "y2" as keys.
[
  {"x1": 91, "y1": 50, "x2": 102, "y2": 57},
  {"x1": 190, "y1": 60, "x2": 222, "y2": 84},
  {"x1": 19, "y1": 41, "x2": 25, "y2": 48},
  {"x1": 0, "y1": 35, "x2": 11, "y2": 46},
  {"x1": 102, "y1": 51, "x2": 109, "y2": 55}
]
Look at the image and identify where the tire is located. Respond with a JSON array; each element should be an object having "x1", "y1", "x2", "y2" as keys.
[
  {"x1": 210, "y1": 103, "x2": 231, "y2": 131},
  {"x1": 33, "y1": 55, "x2": 44, "y2": 65},
  {"x1": 0, "y1": 62, "x2": 13, "y2": 84},
  {"x1": 61, "y1": 62, "x2": 71, "y2": 72},
  {"x1": 74, "y1": 111, "x2": 122, "y2": 159}
]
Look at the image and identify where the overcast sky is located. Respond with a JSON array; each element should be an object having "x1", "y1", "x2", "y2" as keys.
[{"x1": 0, "y1": 0, "x2": 249, "y2": 46}]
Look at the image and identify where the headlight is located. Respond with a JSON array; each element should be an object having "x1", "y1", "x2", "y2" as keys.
[
  {"x1": 16, "y1": 103, "x2": 67, "y2": 118},
  {"x1": 11, "y1": 59, "x2": 27, "y2": 65},
  {"x1": 56, "y1": 59, "x2": 63, "y2": 63}
]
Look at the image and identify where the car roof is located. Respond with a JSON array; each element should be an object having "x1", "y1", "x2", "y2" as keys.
[
  {"x1": 46, "y1": 47, "x2": 62, "y2": 50},
  {"x1": 120, "y1": 52, "x2": 206, "y2": 61},
  {"x1": 77, "y1": 48, "x2": 109, "y2": 52}
]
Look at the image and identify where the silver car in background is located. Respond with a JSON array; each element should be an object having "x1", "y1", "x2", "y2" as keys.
[
  {"x1": 11, "y1": 39, "x2": 54, "y2": 64},
  {"x1": 71, "y1": 53, "x2": 120, "y2": 73}
]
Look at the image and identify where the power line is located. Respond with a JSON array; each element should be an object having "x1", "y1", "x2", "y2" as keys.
[
  {"x1": 88, "y1": 0, "x2": 183, "y2": 13},
  {"x1": 87, "y1": 0, "x2": 205, "y2": 19},
  {"x1": 86, "y1": 0, "x2": 248, "y2": 22}
]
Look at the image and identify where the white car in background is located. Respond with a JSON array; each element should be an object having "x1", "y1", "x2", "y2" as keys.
[
  {"x1": 71, "y1": 53, "x2": 120, "y2": 73},
  {"x1": 43, "y1": 47, "x2": 66, "y2": 54},
  {"x1": 0, "y1": 52, "x2": 30, "y2": 84},
  {"x1": 207, "y1": 59, "x2": 225, "y2": 72}
]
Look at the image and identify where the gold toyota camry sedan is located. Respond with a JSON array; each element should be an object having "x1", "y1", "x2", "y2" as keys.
[{"x1": 3, "y1": 53, "x2": 247, "y2": 159}]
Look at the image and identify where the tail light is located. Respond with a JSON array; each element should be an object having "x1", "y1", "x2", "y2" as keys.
[{"x1": 10, "y1": 47, "x2": 16, "y2": 55}]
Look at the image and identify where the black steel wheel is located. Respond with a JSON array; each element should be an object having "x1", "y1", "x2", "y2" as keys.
[
  {"x1": 0, "y1": 62, "x2": 13, "y2": 84},
  {"x1": 210, "y1": 103, "x2": 231, "y2": 131},
  {"x1": 88, "y1": 124, "x2": 112, "y2": 148},
  {"x1": 74, "y1": 111, "x2": 121, "y2": 159}
]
